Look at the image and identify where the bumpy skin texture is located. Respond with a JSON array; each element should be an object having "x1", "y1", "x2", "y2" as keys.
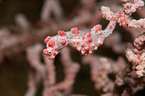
[{"x1": 43, "y1": 11, "x2": 126, "y2": 59}]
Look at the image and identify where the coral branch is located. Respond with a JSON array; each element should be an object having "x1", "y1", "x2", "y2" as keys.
[
  {"x1": 126, "y1": 33, "x2": 145, "y2": 77},
  {"x1": 40, "y1": 0, "x2": 63, "y2": 21},
  {"x1": 101, "y1": 0, "x2": 145, "y2": 28},
  {"x1": 43, "y1": 47, "x2": 80, "y2": 96},
  {"x1": 82, "y1": 55, "x2": 125, "y2": 95},
  {"x1": 26, "y1": 43, "x2": 46, "y2": 82}
]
